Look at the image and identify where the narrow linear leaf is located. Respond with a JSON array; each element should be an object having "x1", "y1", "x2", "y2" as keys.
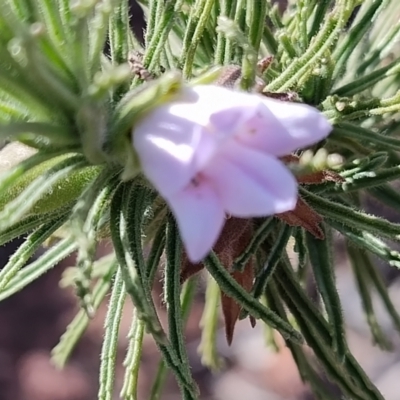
[
  {"x1": 98, "y1": 268, "x2": 126, "y2": 400},
  {"x1": 232, "y1": 217, "x2": 276, "y2": 272},
  {"x1": 198, "y1": 275, "x2": 224, "y2": 370},
  {"x1": 0, "y1": 237, "x2": 77, "y2": 301},
  {"x1": 266, "y1": 280, "x2": 340, "y2": 400},
  {"x1": 123, "y1": 183, "x2": 155, "y2": 281},
  {"x1": 109, "y1": 184, "x2": 167, "y2": 344},
  {"x1": 360, "y1": 250, "x2": 400, "y2": 334},
  {"x1": 332, "y1": 123, "x2": 400, "y2": 153},
  {"x1": 204, "y1": 251, "x2": 303, "y2": 344},
  {"x1": 332, "y1": 222, "x2": 400, "y2": 269},
  {"x1": 302, "y1": 188, "x2": 400, "y2": 240},
  {"x1": 0, "y1": 214, "x2": 68, "y2": 290},
  {"x1": 252, "y1": 224, "x2": 293, "y2": 298},
  {"x1": 52, "y1": 259, "x2": 117, "y2": 368},
  {"x1": 165, "y1": 218, "x2": 199, "y2": 398},
  {"x1": 368, "y1": 185, "x2": 400, "y2": 214},
  {"x1": 346, "y1": 243, "x2": 392, "y2": 349},
  {"x1": 120, "y1": 311, "x2": 145, "y2": 400},
  {"x1": 0, "y1": 208, "x2": 70, "y2": 246},
  {"x1": 0, "y1": 155, "x2": 88, "y2": 230},
  {"x1": 306, "y1": 226, "x2": 347, "y2": 360},
  {"x1": 275, "y1": 259, "x2": 384, "y2": 400}
]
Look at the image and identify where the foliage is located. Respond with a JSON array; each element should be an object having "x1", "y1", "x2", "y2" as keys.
[{"x1": 1, "y1": 0, "x2": 400, "y2": 399}]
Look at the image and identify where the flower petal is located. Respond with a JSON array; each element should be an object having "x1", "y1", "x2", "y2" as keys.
[
  {"x1": 133, "y1": 85, "x2": 257, "y2": 196},
  {"x1": 134, "y1": 108, "x2": 202, "y2": 196},
  {"x1": 166, "y1": 178, "x2": 226, "y2": 263},
  {"x1": 205, "y1": 143, "x2": 298, "y2": 216},
  {"x1": 236, "y1": 96, "x2": 332, "y2": 156},
  {"x1": 190, "y1": 85, "x2": 260, "y2": 120}
]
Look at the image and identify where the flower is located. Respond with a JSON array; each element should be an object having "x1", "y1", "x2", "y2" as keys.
[{"x1": 133, "y1": 85, "x2": 332, "y2": 262}]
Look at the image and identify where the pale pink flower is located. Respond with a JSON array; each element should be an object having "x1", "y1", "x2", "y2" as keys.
[{"x1": 133, "y1": 85, "x2": 331, "y2": 262}]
